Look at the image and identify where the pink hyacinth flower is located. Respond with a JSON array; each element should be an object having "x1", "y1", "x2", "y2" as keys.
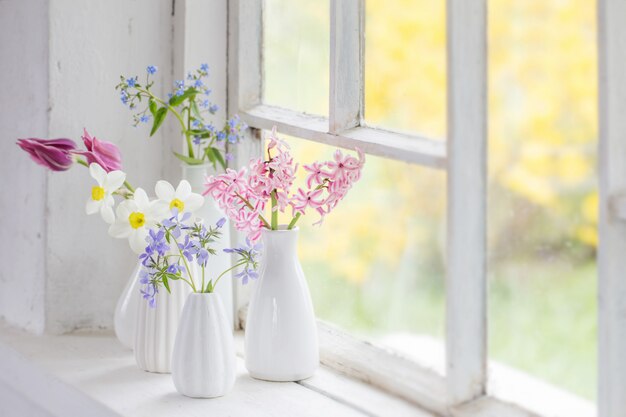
[
  {"x1": 16, "y1": 138, "x2": 77, "y2": 171},
  {"x1": 303, "y1": 161, "x2": 331, "y2": 188},
  {"x1": 76, "y1": 128, "x2": 122, "y2": 172},
  {"x1": 266, "y1": 126, "x2": 290, "y2": 151},
  {"x1": 291, "y1": 188, "x2": 325, "y2": 215}
]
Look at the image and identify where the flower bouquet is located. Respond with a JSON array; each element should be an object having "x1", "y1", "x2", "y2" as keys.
[
  {"x1": 137, "y1": 205, "x2": 258, "y2": 396},
  {"x1": 117, "y1": 64, "x2": 250, "y2": 317},
  {"x1": 16, "y1": 131, "x2": 259, "y2": 386},
  {"x1": 203, "y1": 127, "x2": 365, "y2": 381},
  {"x1": 116, "y1": 64, "x2": 247, "y2": 169}
]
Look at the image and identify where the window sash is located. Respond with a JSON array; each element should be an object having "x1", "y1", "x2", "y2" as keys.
[{"x1": 598, "y1": 0, "x2": 626, "y2": 415}]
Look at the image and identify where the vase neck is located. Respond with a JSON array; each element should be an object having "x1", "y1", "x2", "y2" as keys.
[
  {"x1": 262, "y1": 228, "x2": 299, "y2": 259},
  {"x1": 182, "y1": 164, "x2": 217, "y2": 192}
]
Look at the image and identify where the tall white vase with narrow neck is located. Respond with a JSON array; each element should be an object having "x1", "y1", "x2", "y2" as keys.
[
  {"x1": 114, "y1": 261, "x2": 142, "y2": 349},
  {"x1": 182, "y1": 164, "x2": 234, "y2": 329},
  {"x1": 245, "y1": 227, "x2": 319, "y2": 381},
  {"x1": 172, "y1": 293, "x2": 236, "y2": 398},
  {"x1": 134, "y1": 277, "x2": 192, "y2": 373}
]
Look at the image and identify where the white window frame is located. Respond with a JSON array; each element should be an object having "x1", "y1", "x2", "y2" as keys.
[{"x1": 227, "y1": 0, "x2": 613, "y2": 416}]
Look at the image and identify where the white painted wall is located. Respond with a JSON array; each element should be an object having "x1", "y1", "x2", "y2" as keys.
[
  {"x1": 0, "y1": 0, "x2": 181, "y2": 333},
  {"x1": 0, "y1": 0, "x2": 49, "y2": 333}
]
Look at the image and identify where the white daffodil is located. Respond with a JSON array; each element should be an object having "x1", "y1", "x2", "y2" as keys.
[
  {"x1": 86, "y1": 163, "x2": 126, "y2": 224},
  {"x1": 108, "y1": 188, "x2": 168, "y2": 254},
  {"x1": 155, "y1": 179, "x2": 204, "y2": 214}
]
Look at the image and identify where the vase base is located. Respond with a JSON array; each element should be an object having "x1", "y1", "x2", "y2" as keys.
[
  {"x1": 140, "y1": 368, "x2": 171, "y2": 374},
  {"x1": 248, "y1": 369, "x2": 316, "y2": 382},
  {"x1": 177, "y1": 391, "x2": 228, "y2": 399}
]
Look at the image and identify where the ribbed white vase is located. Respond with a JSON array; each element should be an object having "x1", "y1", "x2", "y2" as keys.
[
  {"x1": 134, "y1": 277, "x2": 193, "y2": 373},
  {"x1": 172, "y1": 293, "x2": 236, "y2": 398},
  {"x1": 245, "y1": 227, "x2": 319, "y2": 381},
  {"x1": 113, "y1": 261, "x2": 142, "y2": 349},
  {"x1": 182, "y1": 164, "x2": 234, "y2": 329}
]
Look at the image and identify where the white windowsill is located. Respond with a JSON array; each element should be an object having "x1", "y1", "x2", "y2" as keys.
[{"x1": 0, "y1": 321, "x2": 431, "y2": 417}]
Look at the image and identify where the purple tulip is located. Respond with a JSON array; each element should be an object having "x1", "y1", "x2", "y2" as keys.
[
  {"x1": 16, "y1": 138, "x2": 77, "y2": 171},
  {"x1": 76, "y1": 128, "x2": 122, "y2": 172}
]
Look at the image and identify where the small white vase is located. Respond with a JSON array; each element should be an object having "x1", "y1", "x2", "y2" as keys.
[
  {"x1": 134, "y1": 277, "x2": 192, "y2": 373},
  {"x1": 114, "y1": 261, "x2": 143, "y2": 349},
  {"x1": 182, "y1": 164, "x2": 234, "y2": 329},
  {"x1": 245, "y1": 227, "x2": 319, "y2": 381},
  {"x1": 172, "y1": 293, "x2": 236, "y2": 398}
]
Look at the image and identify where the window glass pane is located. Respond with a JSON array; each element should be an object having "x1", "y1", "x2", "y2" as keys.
[
  {"x1": 265, "y1": 132, "x2": 446, "y2": 371},
  {"x1": 364, "y1": 0, "x2": 446, "y2": 138},
  {"x1": 488, "y1": 0, "x2": 597, "y2": 400},
  {"x1": 263, "y1": 0, "x2": 329, "y2": 115}
]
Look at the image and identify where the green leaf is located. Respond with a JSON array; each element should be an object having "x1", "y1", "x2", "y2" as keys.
[
  {"x1": 150, "y1": 107, "x2": 168, "y2": 137},
  {"x1": 148, "y1": 99, "x2": 157, "y2": 117},
  {"x1": 187, "y1": 129, "x2": 211, "y2": 138},
  {"x1": 204, "y1": 146, "x2": 216, "y2": 164},
  {"x1": 190, "y1": 100, "x2": 202, "y2": 120},
  {"x1": 162, "y1": 275, "x2": 171, "y2": 293},
  {"x1": 173, "y1": 151, "x2": 205, "y2": 165},
  {"x1": 208, "y1": 147, "x2": 227, "y2": 170},
  {"x1": 169, "y1": 88, "x2": 197, "y2": 107}
]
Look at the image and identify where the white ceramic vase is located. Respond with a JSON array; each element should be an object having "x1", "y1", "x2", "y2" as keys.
[
  {"x1": 182, "y1": 164, "x2": 234, "y2": 329},
  {"x1": 172, "y1": 293, "x2": 236, "y2": 398},
  {"x1": 134, "y1": 277, "x2": 192, "y2": 373},
  {"x1": 113, "y1": 261, "x2": 142, "y2": 349},
  {"x1": 245, "y1": 227, "x2": 319, "y2": 381}
]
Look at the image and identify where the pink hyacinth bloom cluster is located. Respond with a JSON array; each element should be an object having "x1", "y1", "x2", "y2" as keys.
[
  {"x1": 298, "y1": 147, "x2": 365, "y2": 224},
  {"x1": 204, "y1": 128, "x2": 365, "y2": 242},
  {"x1": 204, "y1": 167, "x2": 268, "y2": 242}
]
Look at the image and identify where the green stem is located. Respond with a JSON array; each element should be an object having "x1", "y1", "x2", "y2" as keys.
[
  {"x1": 173, "y1": 275, "x2": 195, "y2": 290},
  {"x1": 234, "y1": 191, "x2": 271, "y2": 228},
  {"x1": 287, "y1": 212, "x2": 301, "y2": 229},
  {"x1": 123, "y1": 180, "x2": 135, "y2": 193},
  {"x1": 185, "y1": 107, "x2": 195, "y2": 159},
  {"x1": 135, "y1": 87, "x2": 195, "y2": 159},
  {"x1": 201, "y1": 265, "x2": 205, "y2": 295},
  {"x1": 271, "y1": 190, "x2": 278, "y2": 230},
  {"x1": 169, "y1": 232, "x2": 197, "y2": 292},
  {"x1": 209, "y1": 260, "x2": 247, "y2": 293}
]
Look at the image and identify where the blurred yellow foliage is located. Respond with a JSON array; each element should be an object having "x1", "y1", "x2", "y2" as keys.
[{"x1": 364, "y1": 0, "x2": 597, "y2": 250}]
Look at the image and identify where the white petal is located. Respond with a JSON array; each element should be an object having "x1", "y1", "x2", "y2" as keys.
[
  {"x1": 155, "y1": 180, "x2": 175, "y2": 202},
  {"x1": 147, "y1": 200, "x2": 169, "y2": 221},
  {"x1": 108, "y1": 220, "x2": 131, "y2": 238},
  {"x1": 89, "y1": 163, "x2": 106, "y2": 185},
  {"x1": 100, "y1": 204, "x2": 115, "y2": 224},
  {"x1": 104, "y1": 195, "x2": 115, "y2": 207},
  {"x1": 115, "y1": 200, "x2": 134, "y2": 218},
  {"x1": 86, "y1": 199, "x2": 101, "y2": 215},
  {"x1": 176, "y1": 180, "x2": 192, "y2": 199},
  {"x1": 184, "y1": 193, "x2": 204, "y2": 213},
  {"x1": 133, "y1": 188, "x2": 150, "y2": 210},
  {"x1": 129, "y1": 229, "x2": 148, "y2": 254},
  {"x1": 104, "y1": 170, "x2": 127, "y2": 191}
]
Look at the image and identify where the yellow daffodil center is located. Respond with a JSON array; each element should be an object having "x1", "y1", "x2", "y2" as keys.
[
  {"x1": 170, "y1": 198, "x2": 185, "y2": 211},
  {"x1": 128, "y1": 212, "x2": 145, "y2": 229},
  {"x1": 91, "y1": 186, "x2": 105, "y2": 201}
]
